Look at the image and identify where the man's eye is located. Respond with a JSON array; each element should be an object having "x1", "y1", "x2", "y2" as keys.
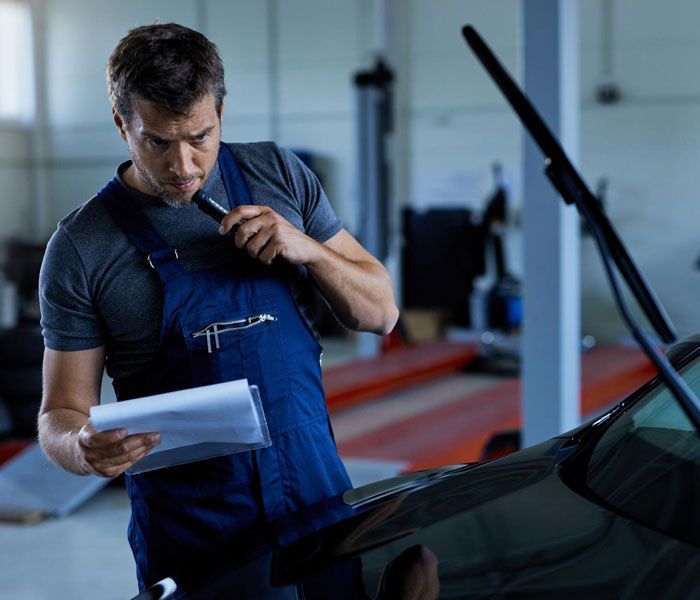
[
  {"x1": 148, "y1": 138, "x2": 167, "y2": 148},
  {"x1": 193, "y1": 134, "x2": 207, "y2": 143}
]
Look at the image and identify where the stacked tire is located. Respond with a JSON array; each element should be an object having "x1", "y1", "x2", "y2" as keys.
[{"x1": 0, "y1": 325, "x2": 44, "y2": 438}]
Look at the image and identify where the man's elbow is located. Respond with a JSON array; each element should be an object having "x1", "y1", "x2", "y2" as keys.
[
  {"x1": 342, "y1": 269, "x2": 400, "y2": 335},
  {"x1": 36, "y1": 411, "x2": 62, "y2": 464},
  {"x1": 369, "y1": 276, "x2": 400, "y2": 335},
  {"x1": 377, "y1": 303, "x2": 400, "y2": 336},
  {"x1": 362, "y1": 302, "x2": 399, "y2": 336}
]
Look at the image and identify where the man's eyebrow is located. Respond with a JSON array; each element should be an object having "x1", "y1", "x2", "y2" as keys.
[
  {"x1": 139, "y1": 125, "x2": 216, "y2": 140},
  {"x1": 140, "y1": 129, "x2": 169, "y2": 140},
  {"x1": 191, "y1": 125, "x2": 216, "y2": 138}
]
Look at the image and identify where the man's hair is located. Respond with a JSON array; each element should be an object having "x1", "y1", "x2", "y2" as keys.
[{"x1": 107, "y1": 23, "x2": 226, "y2": 123}]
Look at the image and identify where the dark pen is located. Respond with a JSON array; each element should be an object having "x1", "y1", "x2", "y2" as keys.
[{"x1": 191, "y1": 190, "x2": 245, "y2": 232}]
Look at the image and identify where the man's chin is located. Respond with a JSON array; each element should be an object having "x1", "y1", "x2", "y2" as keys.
[
  {"x1": 158, "y1": 181, "x2": 204, "y2": 207},
  {"x1": 160, "y1": 194, "x2": 192, "y2": 208},
  {"x1": 158, "y1": 186, "x2": 201, "y2": 208}
]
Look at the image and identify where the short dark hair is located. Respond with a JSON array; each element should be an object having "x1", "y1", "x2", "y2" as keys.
[{"x1": 107, "y1": 23, "x2": 226, "y2": 123}]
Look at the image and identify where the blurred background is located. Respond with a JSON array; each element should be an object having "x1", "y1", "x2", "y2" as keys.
[{"x1": 0, "y1": 0, "x2": 699, "y2": 597}]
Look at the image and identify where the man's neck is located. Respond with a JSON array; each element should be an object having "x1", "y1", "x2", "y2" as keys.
[{"x1": 121, "y1": 163, "x2": 152, "y2": 196}]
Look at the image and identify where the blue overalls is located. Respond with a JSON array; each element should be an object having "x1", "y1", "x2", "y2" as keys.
[{"x1": 97, "y1": 143, "x2": 352, "y2": 591}]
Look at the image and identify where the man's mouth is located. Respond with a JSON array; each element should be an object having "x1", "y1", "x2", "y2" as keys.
[{"x1": 166, "y1": 179, "x2": 197, "y2": 192}]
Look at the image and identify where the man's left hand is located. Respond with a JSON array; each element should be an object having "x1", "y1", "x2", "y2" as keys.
[{"x1": 219, "y1": 205, "x2": 320, "y2": 266}]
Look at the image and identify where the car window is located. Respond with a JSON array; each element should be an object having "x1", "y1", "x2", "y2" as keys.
[{"x1": 585, "y1": 353, "x2": 700, "y2": 546}]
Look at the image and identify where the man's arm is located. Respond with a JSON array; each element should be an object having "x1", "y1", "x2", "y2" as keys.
[
  {"x1": 38, "y1": 347, "x2": 160, "y2": 477},
  {"x1": 219, "y1": 206, "x2": 399, "y2": 335},
  {"x1": 310, "y1": 229, "x2": 398, "y2": 335}
]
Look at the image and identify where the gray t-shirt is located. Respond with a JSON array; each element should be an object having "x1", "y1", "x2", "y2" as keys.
[{"x1": 39, "y1": 142, "x2": 342, "y2": 380}]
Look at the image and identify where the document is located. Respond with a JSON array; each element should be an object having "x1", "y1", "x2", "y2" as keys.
[{"x1": 90, "y1": 379, "x2": 271, "y2": 474}]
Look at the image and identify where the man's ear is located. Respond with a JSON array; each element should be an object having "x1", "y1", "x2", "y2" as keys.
[
  {"x1": 113, "y1": 107, "x2": 128, "y2": 141},
  {"x1": 218, "y1": 101, "x2": 225, "y2": 122}
]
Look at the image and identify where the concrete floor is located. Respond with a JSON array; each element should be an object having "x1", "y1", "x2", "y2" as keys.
[
  {"x1": 0, "y1": 379, "x2": 499, "y2": 598},
  {"x1": 0, "y1": 456, "x2": 411, "y2": 599},
  {"x1": 0, "y1": 486, "x2": 137, "y2": 599}
]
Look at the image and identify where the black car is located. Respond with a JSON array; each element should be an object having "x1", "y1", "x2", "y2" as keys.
[{"x1": 136, "y1": 333, "x2": 700, "y2": 599}]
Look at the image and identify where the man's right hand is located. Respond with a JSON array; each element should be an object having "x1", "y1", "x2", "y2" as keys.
[{"x1": 77, "y1": 424, "x2": 161, "y2": 477}]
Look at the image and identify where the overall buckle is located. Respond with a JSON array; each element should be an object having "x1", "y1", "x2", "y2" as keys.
[{"x1": 146, "y1": 248, "x2": 179, "y2": 269}]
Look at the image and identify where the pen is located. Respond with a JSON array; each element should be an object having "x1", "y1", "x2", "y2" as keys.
[{"x1": 192, "y1": 190, "x2": 245, "y2": 232}]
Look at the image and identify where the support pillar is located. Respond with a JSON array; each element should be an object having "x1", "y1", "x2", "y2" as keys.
[{"x1": 521, "y1": 0, "x2": 581, "y2": 447}]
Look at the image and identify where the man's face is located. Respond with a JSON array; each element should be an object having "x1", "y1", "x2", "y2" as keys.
[{"x1": 114, "y1": 93, "x2": 222, "y2": 206}]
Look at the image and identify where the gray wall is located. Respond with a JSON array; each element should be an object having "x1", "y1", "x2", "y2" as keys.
[
  {"x1": 0, "y1": 125, "x2": 32, "y2": 238},
  {"x1": 3, "y1": 0, "x2": 700, "y2": 341},
  {"x1": 39, "y1": 0, "x2": 373, "y2": 232}
]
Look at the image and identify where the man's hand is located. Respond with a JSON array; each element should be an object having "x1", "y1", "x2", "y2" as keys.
[
  {"x1": 219, "y1": 205, "x2": 399, "y2": 335},
  {"x1": 77, "y1": 424, "x2": 160, "y2": 478},
  {"x1": 219, "y1": 205, "x2": 322, "y2": 266}
]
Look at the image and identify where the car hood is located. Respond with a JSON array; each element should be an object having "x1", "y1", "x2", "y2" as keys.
[{"x1": 185, "y1": 435, "x2": 700, "y2": 598}]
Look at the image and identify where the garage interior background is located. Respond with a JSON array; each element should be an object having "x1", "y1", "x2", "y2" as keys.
[
  {"x1": 1, "y1": 0, "x2": 700, "y2": 597},
  {"x1": 0, "y1": 0, "x2": 699, "y2": 342}
]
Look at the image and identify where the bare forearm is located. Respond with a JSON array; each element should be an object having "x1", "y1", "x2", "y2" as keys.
[
  {"x1": 38, "y1": 347, "x2": 154, "y2": 478},
  {"x1": 218, "y1": 210, "x2": 399, "y2": 334},
  {"x1": 38, "y1": 408, "x2": 90, "y2": 475},
  {"x1": 307, "y1": 244, "x2": 399, "y2": 335}
]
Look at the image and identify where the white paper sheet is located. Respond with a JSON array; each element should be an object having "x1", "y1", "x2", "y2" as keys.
[{"x1": 90, "y1": 379, "x2": 270, "y2": 473}]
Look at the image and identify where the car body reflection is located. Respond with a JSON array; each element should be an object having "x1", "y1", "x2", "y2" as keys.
[{"x1": 135, "y1": 337, "x2": 700, "y2": 599}]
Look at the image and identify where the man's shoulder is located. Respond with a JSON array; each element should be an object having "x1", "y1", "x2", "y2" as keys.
[
  {"x1": 225, "y1": 141, "x2": 299, "y2": 170},
  {"x1": 226, "y1": 140, "x2": 278, "y2": 159},
  {"x1": 58, "y1": 196, "x2": 107, "y2": 231},
  {"x1": 52, "y1": 193, "x2": 122, "y2": 254},
  {"x1": 225, "y1": 140, "x2": 280, "y2": 156}
]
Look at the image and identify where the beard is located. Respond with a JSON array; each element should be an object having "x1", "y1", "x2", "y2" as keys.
[{"x1": 129, "y1": 152, "x2": 205, "y2": 208}]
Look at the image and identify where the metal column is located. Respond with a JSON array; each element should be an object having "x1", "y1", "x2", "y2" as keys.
[
  {"x1": 355, "y1": 59, "x2": 393, "y2": 264},
  {"x1": 354, "y1": 58, "x2": 394, "y2": 357},
  {"x1": 521, "y1": 0, "x2": 581, "y2": 447}
]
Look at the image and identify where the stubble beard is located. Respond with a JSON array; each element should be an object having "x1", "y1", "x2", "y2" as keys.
[{"x1": 129, "y1": 152, "x2": 203, "y2": 208}]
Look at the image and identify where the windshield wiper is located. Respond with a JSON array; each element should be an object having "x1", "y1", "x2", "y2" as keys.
[{"x1": 462, "y1": 25, "x2": 700, "y2": 431}]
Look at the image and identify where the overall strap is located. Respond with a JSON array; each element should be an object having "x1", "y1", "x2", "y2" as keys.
[
  {"x1": 218, "y1": 142, "x2": 252, "y2": 207},
  {"x1": 97, "y1": 177, "x2": 185, "y2": 282}
]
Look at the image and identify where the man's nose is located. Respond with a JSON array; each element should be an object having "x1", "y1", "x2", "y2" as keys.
[{"x1": 168, "y1": 144, "x2": 195, "y2": 179}]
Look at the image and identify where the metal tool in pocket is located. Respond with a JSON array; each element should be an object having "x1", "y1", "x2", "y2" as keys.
[{"x1": 191, "y1": 313, "x2": 278, "y2": 353}]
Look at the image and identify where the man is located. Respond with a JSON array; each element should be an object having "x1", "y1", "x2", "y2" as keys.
[{"x1": 38, "y1": 22, "x2": 398, "y2": 591}]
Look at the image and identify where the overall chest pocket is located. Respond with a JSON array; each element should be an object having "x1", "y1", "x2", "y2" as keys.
[{"x1": 182, "y1": 303, "x2": 290, "y2": 417}]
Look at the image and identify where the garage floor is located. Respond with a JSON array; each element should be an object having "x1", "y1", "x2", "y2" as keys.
[
  {"x1": 0, "y1": 339, "x2": 644, "y2": 598},
  {"x1": 0, "y1": 371, "x2": 496, "y2": 598},
  {"x1": 0, "y1": 455, "x2": 418, "y2": 599}
]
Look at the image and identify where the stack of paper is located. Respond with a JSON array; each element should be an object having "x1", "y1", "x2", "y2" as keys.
[{"x1": 91, "y1": 379, "x2": 270, "y2": 474}]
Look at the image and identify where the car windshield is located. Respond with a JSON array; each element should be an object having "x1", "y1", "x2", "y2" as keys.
[{"x1": 585, "y1": 350, "x2": 700, "y2": 546}]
